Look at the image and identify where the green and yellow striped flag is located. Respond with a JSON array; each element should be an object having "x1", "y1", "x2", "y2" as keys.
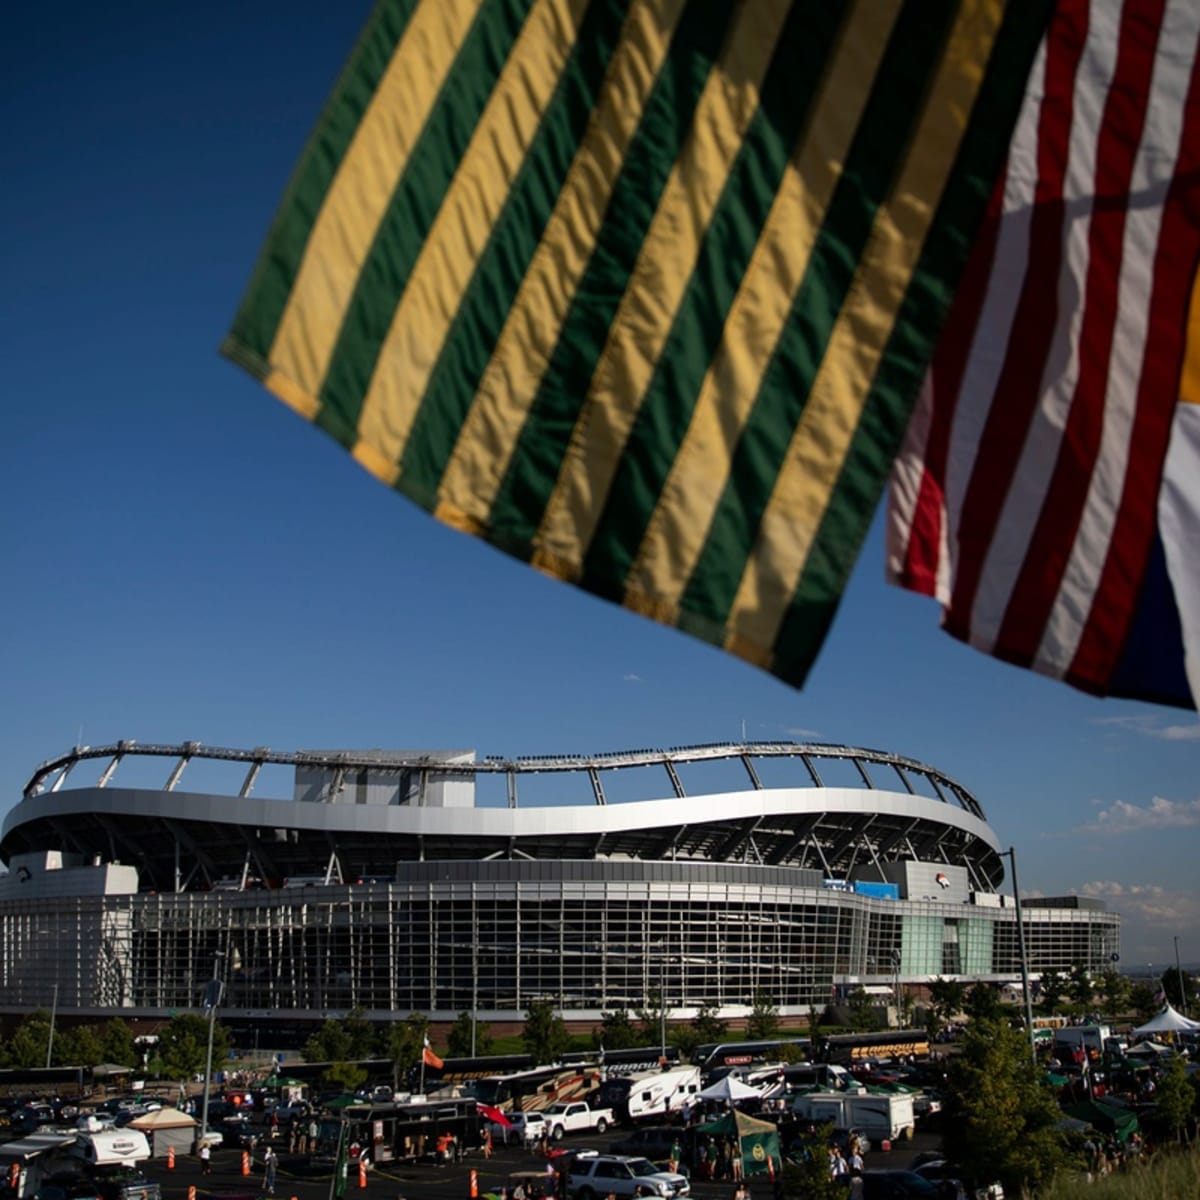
[{"x1": 224, "y1": 0, "x2": 1051, "y2": 687}]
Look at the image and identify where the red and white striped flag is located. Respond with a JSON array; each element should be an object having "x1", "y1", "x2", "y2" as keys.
[{"x1": 888, "y1": 0, "x2": 1200, "y2": 709}]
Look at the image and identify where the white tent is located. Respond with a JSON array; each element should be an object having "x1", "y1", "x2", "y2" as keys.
[
  {"x1": 1131, "y1": 1003, "x2": 1200, "y2": 1037},
  {"x1": 698, "y1": 1074, "x2": 764, "y2": 1103},
  {"x1": 1125, "y1": 1040, "x2": 1173, "y2": 1058}
]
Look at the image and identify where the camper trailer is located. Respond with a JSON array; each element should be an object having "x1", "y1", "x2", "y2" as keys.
[
  {"x1": 792, "y1": 1090, "x2": 916, "y2": 1143},
  {"x1": 598, "y1": 1066, "x2": 702, "y2": 1123}
]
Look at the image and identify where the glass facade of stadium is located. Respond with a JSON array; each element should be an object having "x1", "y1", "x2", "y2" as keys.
[{"x1": 0, "y1": 859, "x2": 1119, "y2": 1022}]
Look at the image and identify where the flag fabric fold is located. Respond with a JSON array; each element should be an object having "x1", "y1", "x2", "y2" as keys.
[
  {"x1": 422, "y1": 1035, "x2": 444, "y2": 1070},
  {"x1": 225, "y1": 0, "x2": 1052, "y2": 689},
  {"x1": 888, "y1": 0, "x2": 1200, "y2": 710},
  {"x1": 477, "y1": 1101, "x2": 513, "y2": 1128}
]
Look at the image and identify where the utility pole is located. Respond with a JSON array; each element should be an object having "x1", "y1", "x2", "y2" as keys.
[{"x1": 46, "y1": 983, "x2": 59, "y2": 1069}]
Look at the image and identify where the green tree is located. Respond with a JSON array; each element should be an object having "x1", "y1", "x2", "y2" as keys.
[
  {"x1": 56, "y1": 1023, "x2": 103, "y2": 1068},
  {"x1": 446, "y1": 1011, "x2": 492, "y2": 1058},
  {"x1": 1037, "y1": 969, "x2": 1067, "y2": 1015},
  {"x1": 928, "y1": 978, "x2": 966, "y2": 1024},
  {"x1": 1156, "y1": 1053, "x2": 1194, "y2": 1144},
  {"x1": 847, "y1": 987, "x2": 878, "y2": 1032},
  {"x1": 693, "y1": 1003, "x2": 728, "y2": 1046},
  {"x1": 636, "y1": 991, "x2": 670, "y2": 1048},
  {"x1": 747, "y1": 991, "x2": 780, "y2": 1039},
  {"x1": 8, "y1": 1011, "x2": 53, "y2": 1068},
  {"x1": 1097, "y1": 968, "x2": 1131, "y2": 1019},
  {"x1": 99, "y1": 1018, "x2": 139, "y2": 1068},
  {"x1": 942, "y1": 1019, "x2": 1066, "y2": 1196},
  {"x1": 305, "y1": 1007, "x2": 376, "y2": 1065},
  {"x1": 594, "y1": 1008, "x2": 638, "y2": 1051},
  {"x1": 523, "y1": 999, "x2": 569, "y2": 1065},
  {"x1": 807, "y1": 1006, "x2": 828, "y2": 1062},
  {"x1": 381, "y1": 1012, "x2": 428, "y2": 1093},
  {"x1": 1161, "y1": 966, "x2": 1195, "y2": 1012},
  {"x1": 1129, "y1": 982, "x2": 1159, "y2": 1019},
  {"x1": 1067, "y1": 963, "x2": 1094, "y2": 1011},
  {"x1": 325, "y1": 1060, "x2": 368, "y2": 1094},
  {"x1": 963, "y1": 984, "x2": 1005, "y2": 1025},
  {"x1": 158, "y1": 1013, "x2": 229, "y2": 1081},
  {"x1": 780, "y1": 1122, "x2": 840, "y2": 1200}
]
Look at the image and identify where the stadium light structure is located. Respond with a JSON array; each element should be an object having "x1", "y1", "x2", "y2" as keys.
[{"x1": 1000, "y1": 847, "x2": 1037, "y2": 1065}]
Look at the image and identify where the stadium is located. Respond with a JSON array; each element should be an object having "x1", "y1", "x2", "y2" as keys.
[{"x1": 0, "y1": 740, "x2": 1118, "y2": 1044}]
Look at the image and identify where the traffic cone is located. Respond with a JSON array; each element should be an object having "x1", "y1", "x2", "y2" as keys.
[
  {"x1": 358, "y1": 1160, "x2": 367, "y2": 1189},
  {"x1": 470, "y1": 1170, "x2": 479, "y2": 1199},
  {"x1": 242, "y1": 1151, "x2": 251, "y2": 1176},
  {"x1": 10, "y1": 1164, "x2": 20, "y2": 1190},
  {"x1": 168, "y1": 1147, "x2": 176, "y2": 1170},
  {"x1": 188, "y1": 1188, "x2": 196, "y2": 1200}
]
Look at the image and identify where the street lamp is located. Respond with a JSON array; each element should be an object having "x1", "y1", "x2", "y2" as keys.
[
  {"x1": 999, "y1": 847, "x2": 1037, "y2": 1066},
  {"x1": 45, "y1": 984, "x2": 59, "y2": 1070},
  {"x1": 198, "y1": 951, "x2": 226, "y2": 1150},
  {"x1": 1174, "y1": 936, "x2": 1189, "y2": 1016}
]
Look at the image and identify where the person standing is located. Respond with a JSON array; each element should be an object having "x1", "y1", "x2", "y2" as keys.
[
  {"x1": 199, "y1": 1143, "x2": 211, "y2": 1176},
  {"x1": 263, "y1": 1146, "x2": 278, "y2": 1195}
]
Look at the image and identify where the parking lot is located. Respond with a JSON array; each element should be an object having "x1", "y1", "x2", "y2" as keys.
[{"x1": 142, "y1": 1127, "x2": 942, "y2": 1200}]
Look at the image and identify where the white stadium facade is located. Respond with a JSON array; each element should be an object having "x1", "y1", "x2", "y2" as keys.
[{"x1": 0, "y1": 740, "x2": 1118, "y2": 1044}]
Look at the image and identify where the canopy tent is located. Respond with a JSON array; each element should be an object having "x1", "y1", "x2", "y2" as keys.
[
  {"x1": 261, "y1": 1075, "x2": 306, "y2": 1089},
  {"x1": 92, "y1": 1063, "x2": 135, "y2": 1078},
  {"x1": 698, "y1": 1075, "x2": 764, "y2": 1103},
  {"x1": 1131, "y1": 1004, "x2": 1200, "y2": 1037},
  {"x1": 130, "y1": 1108, "x2": 197, "y2": 1160},
  {"x1": 695, "y1": 1110, "x2": 781, "y2": 1178},
  {"x1": 1124, "y1": 1041, "x2": 1173, "y2": 1058},
  {"x1": 1061, "y1": 1100, "x2": 1140, "y2": 1143},
  {"x1": 129, "y1": 1107, "x2": 196, "y2": 1129}
]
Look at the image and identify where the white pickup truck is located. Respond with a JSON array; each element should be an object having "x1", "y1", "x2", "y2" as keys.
[{"x1": 542, "y1": 1100, "x2": 615, "y2": 1140}]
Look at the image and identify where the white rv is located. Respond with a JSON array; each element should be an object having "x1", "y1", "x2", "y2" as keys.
[
  {"x1": 598, "y1": 1066, "x2": 702, "y2": 1123},
  {"x1": 792, "y1": 1090, "x2": 916, "y2": 1143}
]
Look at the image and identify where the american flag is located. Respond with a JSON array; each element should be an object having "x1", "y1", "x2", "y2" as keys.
[{"x1": 888, "y1": 0, "x2": 1200, "y2": 709}]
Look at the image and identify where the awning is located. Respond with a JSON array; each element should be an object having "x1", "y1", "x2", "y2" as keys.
[{"x1": 0, "y1": 1134, "x2": 76, "y2": 1163}]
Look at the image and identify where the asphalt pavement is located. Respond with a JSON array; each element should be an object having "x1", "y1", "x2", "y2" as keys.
[{"x1": 152, "y1": 1128, "x2": 944, "y2": 1200}]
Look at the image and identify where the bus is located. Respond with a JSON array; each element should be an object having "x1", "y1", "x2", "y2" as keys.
[
  {"x1": 821, "y1": 1029, "x2": 931, "y2": 1066},
  {"x1": 697, "y1": 1038, "x2": 813, "y2": 1074},
  {"x1": 465, "y1": 1064, "x2": 603, "y2": 1113}
]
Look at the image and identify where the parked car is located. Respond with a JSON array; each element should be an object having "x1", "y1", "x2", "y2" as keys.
[
  {"x1": 492, "y1": 1110, "x2": 548, "y2": 1147},
  {"x1": 218, "y1": 1117, "x2": 257, "y2": 1148},
  {"x1": 607, "y1": 1127, "x2": 680, "y2": 1162},
  {"x1": 195, "y1": 1128, "x2": 224, "y2": 1149},
  {"x1": 854, "y1": 1170, "x2": 944, "y2": 1199},
  {"x1": 568, "y1": 1154, "x2": 689, "y2": 1200},
  {"x1": 912, "y1": 1163, "x2": 1004, "y2": 1200}
]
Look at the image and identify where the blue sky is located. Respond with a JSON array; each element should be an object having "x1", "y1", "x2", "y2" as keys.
[{"x1": 4, "y1": 0, "x2": 1198, "y2": 970}]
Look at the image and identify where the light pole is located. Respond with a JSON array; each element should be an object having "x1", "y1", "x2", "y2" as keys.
[
  {"x1": 1174, "y1": 936, "x2": 1189, "y2": 1016},
  {"x1": 889, "y1": 950, "x2": 901, "y2": 1028},
  {"x1": 1000, "y1": 847, "x2": 1037, "y2": 1065},
  {"x1": 45, "y1": 984, "x2": 58, "y2": 1070},
  {"x1": 198, "y1": 951, "x2": 226, "y2": 1149}
]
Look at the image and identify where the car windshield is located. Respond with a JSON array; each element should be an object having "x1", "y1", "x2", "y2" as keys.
[{"x1": 627, "y1": 1160, "x2": 657, "y2": 1176}]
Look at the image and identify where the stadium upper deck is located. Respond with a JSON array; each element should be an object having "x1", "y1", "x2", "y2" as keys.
[{"x1": 3, "y1": 739, "x2": 1003, "y2": 893}]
